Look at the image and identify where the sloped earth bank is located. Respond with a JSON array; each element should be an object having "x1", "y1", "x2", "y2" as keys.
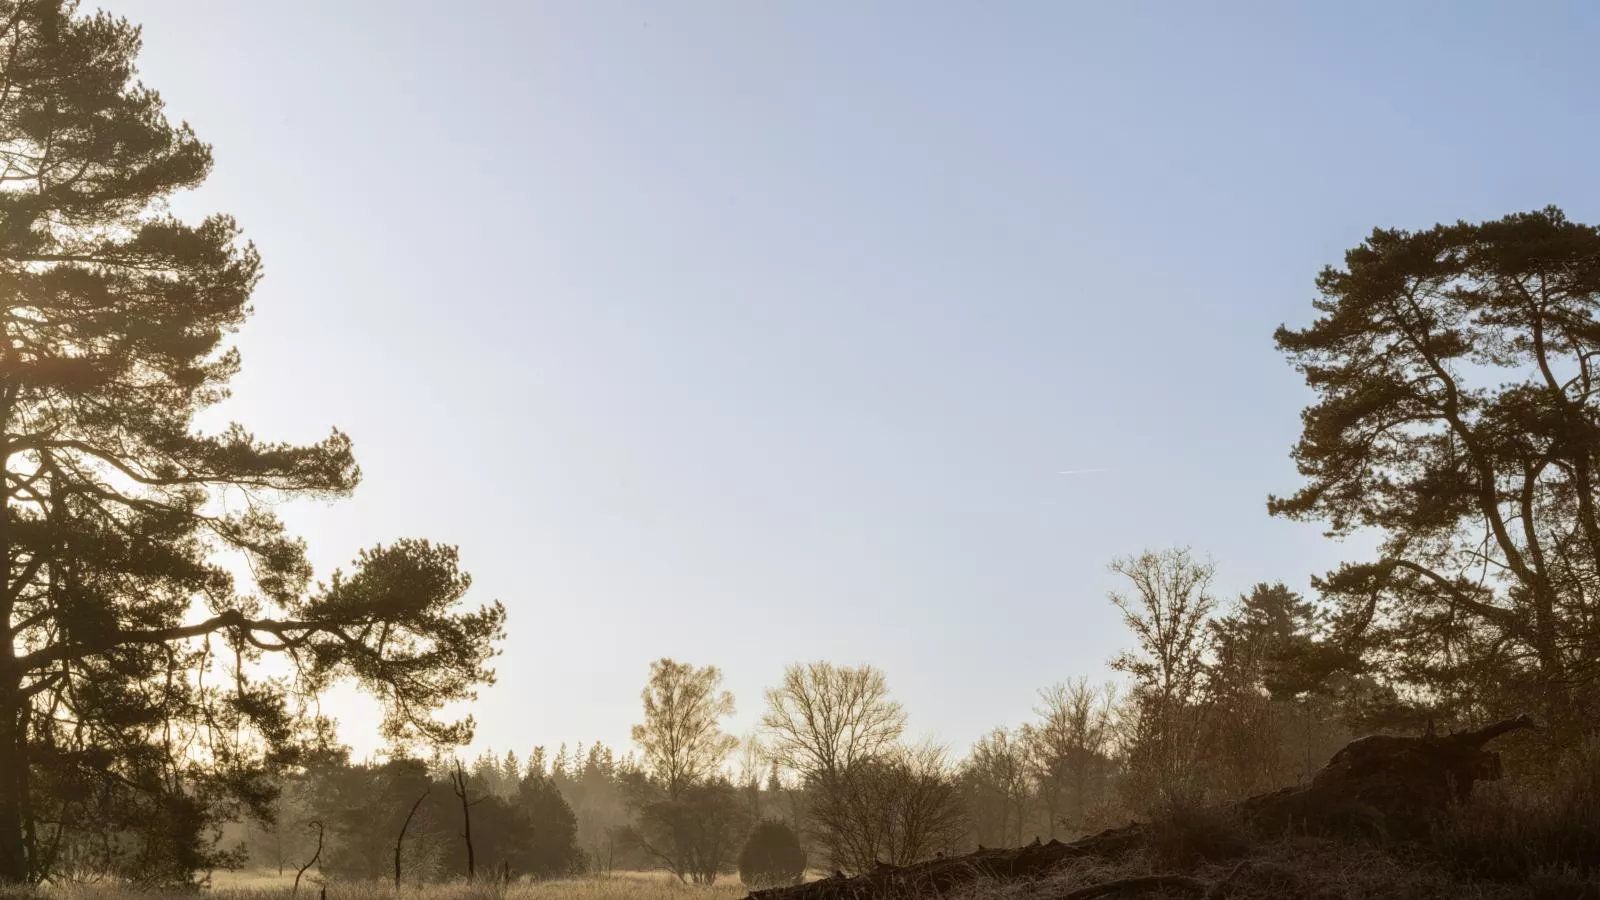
[{"x1": 747, "y1": 715, "x2": 1540, "y2": 900}]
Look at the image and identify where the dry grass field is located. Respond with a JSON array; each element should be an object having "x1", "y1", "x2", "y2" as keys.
[{"x1": 12, "y1": 871, "x2": 750, "y2": 900}]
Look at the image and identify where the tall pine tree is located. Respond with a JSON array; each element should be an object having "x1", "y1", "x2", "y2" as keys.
[
  {"x1": 1273, "y1": 207, "x2": 1600, "y2": 735},
  {"x1": 0, "y1": 2, "x2": 504, "y2": 883}
]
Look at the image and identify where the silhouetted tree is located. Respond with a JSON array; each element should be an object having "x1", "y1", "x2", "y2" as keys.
[
  {"x1": 624, "y1": 660, "x2": 743, "y2": 882},
  {"x1": 1201, "y1": 583, "x2": 1352, "y2": 796},
  {"x1": 515, "y1": 771, "x2": 585, "y2": 879},
  {"x1": 311, "y1": 758, "x2": 581, "y2": 884},
  {"x1": 736, "y1": 734, "x2": 767, "y2": 821},
  {"x1": 632, "y1": 659, "x2": 739, "y2": 800},
  {"x1": 1108, "y1": 548, "x2": 1217, "y2": 808},
  {"x1": 760, "y1": 663, "x2": 961, "y2": 871},
  {"x1": 624, "y1": 776, "x2": 749, "y2": 884},
  {"x1": 393, "y1": 786, "x2": 429, "y2": 890},
  {"x1": 808, "y1": 742, "x2": 965, "y2": 872},
  {"x1": 964, "y1": 728, "x2": 1031, "y2": 848},
  {"x1": 249, "y1": 770, "x2": 317, "y2": 875},
  {"x1": 501, "y1": 751, "x2": 521, "y2": 794},
  {"x1": 318, "y1": 760, "x2": 442, "y2": 883},
  {"x1": 0, "y1": 2, "x2": 505, "y2": 883},
  {"x1": 1272, "y1": 207, "x2": 1600, "y2": 740},
  {"x1": 761, "y1": 662, "x2": 907, "y2": 866},
  {"x1": 450, "y1": 761, "x2": 480, "y2": 880},
  {"x1": 1024, "y1": 679, "x2": 1115, "y2": 836},
  {"x1": 470, "y1": 748, "x2": 516, "y2": 800},
  {"x1": 531, "y1": 740, "x2": 639, "y2": 873},
  {"x1": 738, "y1": 820, "x2": 806, "y2": 889},
  {"x1": 762, "y1": 663, "x2": 906, "y2": 782}
]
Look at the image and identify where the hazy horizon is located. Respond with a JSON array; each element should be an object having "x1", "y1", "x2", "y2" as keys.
[{"x1": 97, "y1": 0, "x2": 1600, "y2": 763}]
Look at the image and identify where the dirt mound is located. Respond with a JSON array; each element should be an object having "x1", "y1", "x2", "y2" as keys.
[{"x1": 747, "y1": 715, "x2": 1539, "y2": 900}]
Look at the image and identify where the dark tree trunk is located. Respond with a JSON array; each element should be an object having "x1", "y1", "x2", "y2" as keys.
[
  {"x1": 0, "y1": 404, "x2": 23, "y2": 884},
  {"x1": 395, "y1": 787, "x2": 429, "y2": 889},
  {"x1": 0, "y1": 679, "x2": 27, "y2": 884},
  {"x1": 292, "y1": 822, "x2": 323, "y2": 897},
  {"x1": 452, "y1": 761, "x2": 477, "y2": 880}
]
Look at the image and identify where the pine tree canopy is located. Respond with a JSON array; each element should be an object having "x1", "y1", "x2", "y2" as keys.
[{"x1": 0, "y1": 1, "x2": 505, "y2": 884}]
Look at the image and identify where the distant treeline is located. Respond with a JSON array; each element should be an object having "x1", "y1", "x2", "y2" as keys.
[
  {"x1": 240, "y1": 527, "x2": 1600, "y2": 884},
  {"x1": 229, "y1": 563, "x2": 1376, "y2": 883},
  {"x1": 234, "y1": 745, "x2": 630, "y2": 882}
]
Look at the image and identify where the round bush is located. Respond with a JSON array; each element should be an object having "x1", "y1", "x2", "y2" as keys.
[{"x1": 739, "y1": 819, "x2": 807, "y2": 889}]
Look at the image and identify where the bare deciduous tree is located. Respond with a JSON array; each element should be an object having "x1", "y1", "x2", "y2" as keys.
[
  {"x1": 735, "y1": 733, "x2": 768, "y2": 820},
  {"x1": 809, "y1": 743, "x2": 965, "y2": 872},
  {"x1": 625, "y1": 660, "x2": 745, "y2": 884},
  {"x1": 1108, "y1": 548, "x2": 1217, "y2": 806},
  {"x1": 632, "y1": 659, "x2": 740, "y2": 799},
  {"x1": 623, "y1": 778, "x2": 749, "y2": 884},
  {"x1": 966, "y1": 728, "x2": 1033, "y2": 847},
  {"x1": 451, "y1": 760, "x2": 486, "y2": 880},
  {"x1": 761, "y1": 663, "x2": 906, "y2": 781},
  {"x1": 1026, "y1": 679, "x2": 1116, "y2": 836},
  {"x1": 761, "y1": 663, "x2": 913, "y2": 871}
]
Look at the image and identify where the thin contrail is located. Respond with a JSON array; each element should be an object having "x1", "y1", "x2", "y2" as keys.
[{"x1": 1056, "y1": 467, "x2": 1110, "y2": 476}]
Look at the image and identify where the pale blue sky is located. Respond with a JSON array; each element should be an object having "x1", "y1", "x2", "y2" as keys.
[{"x1": 102, "y1": 1, "x2": 1599, "y2": 762}]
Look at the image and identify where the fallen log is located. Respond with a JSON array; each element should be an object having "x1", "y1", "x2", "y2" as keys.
[
  {"x1": 746, "y1": 714, "x2": 1537, "y2": 900},
  {"x1": 1236, "y1": 711, "x2": 1538, "y2": 839}
]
